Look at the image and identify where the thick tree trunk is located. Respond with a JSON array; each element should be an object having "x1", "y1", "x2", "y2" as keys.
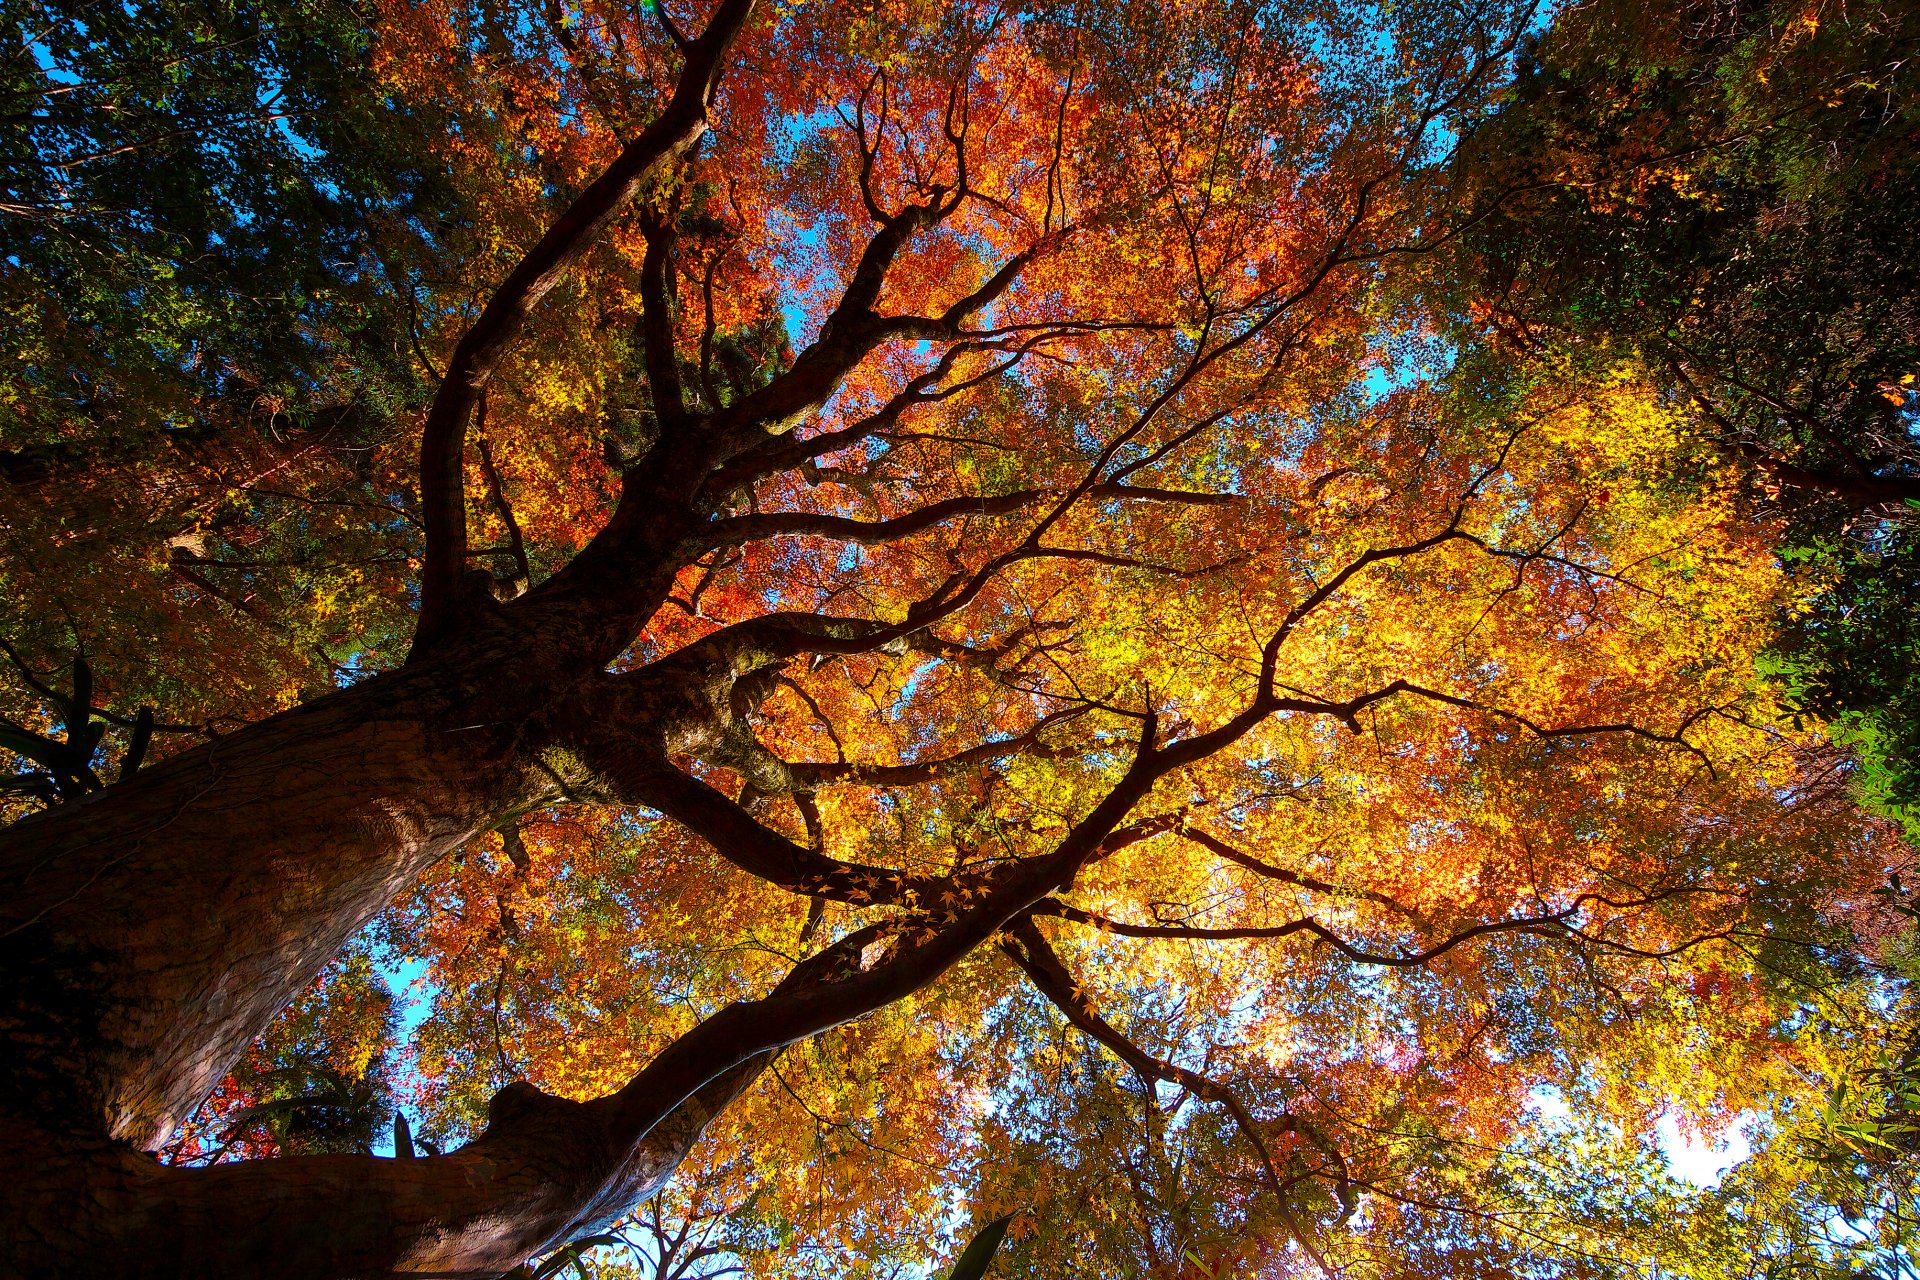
[
  {"x1": 1, "y1": 1057, "x2": 770, "y2": 1278},
  {"x1": 0, "y1": 0, "x2": 747, "y2": 1137},
  {"x1": 0, "y1": 633, "x2": 565, "y2": 1150},
  {"x1": 0, "y1": 6, "x2": 792, "y2": 1270},
  {"x1": 0, "y1": 621, "x2": 772, "y2": 1278}
]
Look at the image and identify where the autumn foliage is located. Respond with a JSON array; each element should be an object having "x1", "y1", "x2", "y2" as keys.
[{"x1": 1, "y1": 0, "x2": 1914, "y2": 1276}]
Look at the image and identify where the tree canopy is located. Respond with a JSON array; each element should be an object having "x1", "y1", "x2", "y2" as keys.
[
  {"x1": 1438, "y1": 0, "x2": 1920, "y2": 837},
  {"x1": 0, "y1": 0, "x2": 1915, "y2": 1276}
]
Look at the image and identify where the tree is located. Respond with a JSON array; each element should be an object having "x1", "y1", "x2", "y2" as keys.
[
  {"x1": 0, "y1": 0, "x2": 1899, "y2": 1275},
  {"x1": 0, "y1": 0, "x2": 481, "y2": 733},
  {"x1": 162, "y1": 945, "x2": 401, "y2": 1165},
  {"x1": 1435, "y1": 0, "x2": 1920, "y2": 831}
]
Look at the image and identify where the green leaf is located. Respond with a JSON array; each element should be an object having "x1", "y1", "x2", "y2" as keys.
[{"x1": 943, "y1": 1212, "x2": 1018, "y2": 1280}]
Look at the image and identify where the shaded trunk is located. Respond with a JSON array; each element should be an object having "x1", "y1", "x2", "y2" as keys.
[
  {"x1": 0, "y1": 633, "x2": 563, "y2": 1150},
  {"x1": 0, "y1": 5, "x2": 776, "y2": 1268},
  {"x1": 2, "y1": 1057, "x2": 769, "y2": 1279},
  {"x1": 0, "y1": 622, "x2": 762, "y2": 1277}
]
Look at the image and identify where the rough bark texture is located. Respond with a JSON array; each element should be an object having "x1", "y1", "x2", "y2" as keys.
[
  {"x1": 0, "y1": 598, "x2": 738, "y2": 1278},
  {"x1": 0, "y1": 640, "x2": 558, "y2": 1150},
  {"x1": 0, "y1": 5, "x2": 764, "y2": 1236},
  {"x1": 2, "y1": 1058, "x2": 769, "y2": 1279}
]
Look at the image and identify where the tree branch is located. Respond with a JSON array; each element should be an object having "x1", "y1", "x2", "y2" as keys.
[
  {"x1": 1002, "y1": 920, "x2": 1344, "y2": 1266},
  {"x1": 413, "y1": 0, "x2": 759, "y2": 653},
  {"x1": 1032, "y1": 887, "x2": 1724, "y2": 967},
  {"x1": 637, "y1": 205, "x2": 691, "y2": 433},
  {"x1": 600, "y1": 746, "x2": 909, "y2": 902},
  {"x1": 700, "y1": 481, "x2": 1230, "y2": 550},
  {"x1": 702, "y1": 488, "x2": 1047, "y2": 548},
  {"x1": 475, "y1": 429, "x2": 532, "y2": 599},
  {"x1": 1174, "y1": 825, "x2": 1417, "y2": 918},
  {"x1": 700, "y1": 221, "x2": 1061, "y2": 469},
  {"x1": 785, "y1": 707, "x2": 1086, "y2": 788}
]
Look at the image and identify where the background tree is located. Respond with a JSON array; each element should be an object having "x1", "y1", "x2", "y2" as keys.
[
  {"x1": 0, "y1": 0, "x2": 483, "y2": 739},
  {"x1": 0, "y1": 0, "x2": 1905, "y2": 1276},
  {"x1": 163, "y1": 946, "x2": 401, "y2": 1165},
  {"x1": 1431, "y1": 4, "x2": 1920, "y2": 1264},
  {"x1": 1437, "y1": 0, "x2": 1920, "y2": 832}
]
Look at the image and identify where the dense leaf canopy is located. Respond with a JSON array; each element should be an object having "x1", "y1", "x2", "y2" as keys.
[
  {"x1": 1, "y1": 0, "x2": 1915, "y2": 1276},
  {"x1": 1439, "y1": 0, "x2": 1920, "y2": 840}
]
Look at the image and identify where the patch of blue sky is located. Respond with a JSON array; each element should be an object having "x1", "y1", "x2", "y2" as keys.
[
  {"x1": 29, "y1": 36, "x2": 84, "y2": 87},
  {"x1": 368, "y1": 946, "x2": 433, "y2": 1157}
]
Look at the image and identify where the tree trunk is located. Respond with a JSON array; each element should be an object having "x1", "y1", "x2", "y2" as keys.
[
  {"x1": 0, "y1": 631, "x2": 565, "y2": 1151},
  {"x1": 0, "y1": 586, "x2": 819, "y2": 1279},
  {"x1": 1, "y1": 1057, "x2": 770, "y2": 1278}
]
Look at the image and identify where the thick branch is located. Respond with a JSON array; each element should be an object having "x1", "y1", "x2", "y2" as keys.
[
  {"x1": 36, "y1": 1048, "x2": 774, "y2": 1278},
  {"x1": 413, "y1": 0, "x2": 757, "y2": 652},
  {"x1": 594, "y1": 722, "x2": 1173, "y2": 1148},
  {"x1": 589, "y1": 743, "x2": 916, "y2": 902},
  {"x1": 701, "y1": 482, "x2": 1229, "y2": 550},
  {"x1": 637, "y1": 208, "x2": 691, "y2": 433},
  {"x1": 700, "y1": 224, "x2": 1055, "y2": 467},
  {"x1": 703, "y1": 489, "x2": 1045, "y2": 547}
]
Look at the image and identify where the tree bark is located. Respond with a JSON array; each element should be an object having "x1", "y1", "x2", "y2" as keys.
[
  {"x1": 0, "y1": 632, "x2": 568, "y2": 1150},
  {"x1": 0, "y1": 620, "x2": 787, "y2": 1277},
  {"x1": 0, "y1": 605, "x2": 1167, "y2": 1277},
  {"x1": 2, "y1": 1055, "x2": 770, "y2": 1279}
]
